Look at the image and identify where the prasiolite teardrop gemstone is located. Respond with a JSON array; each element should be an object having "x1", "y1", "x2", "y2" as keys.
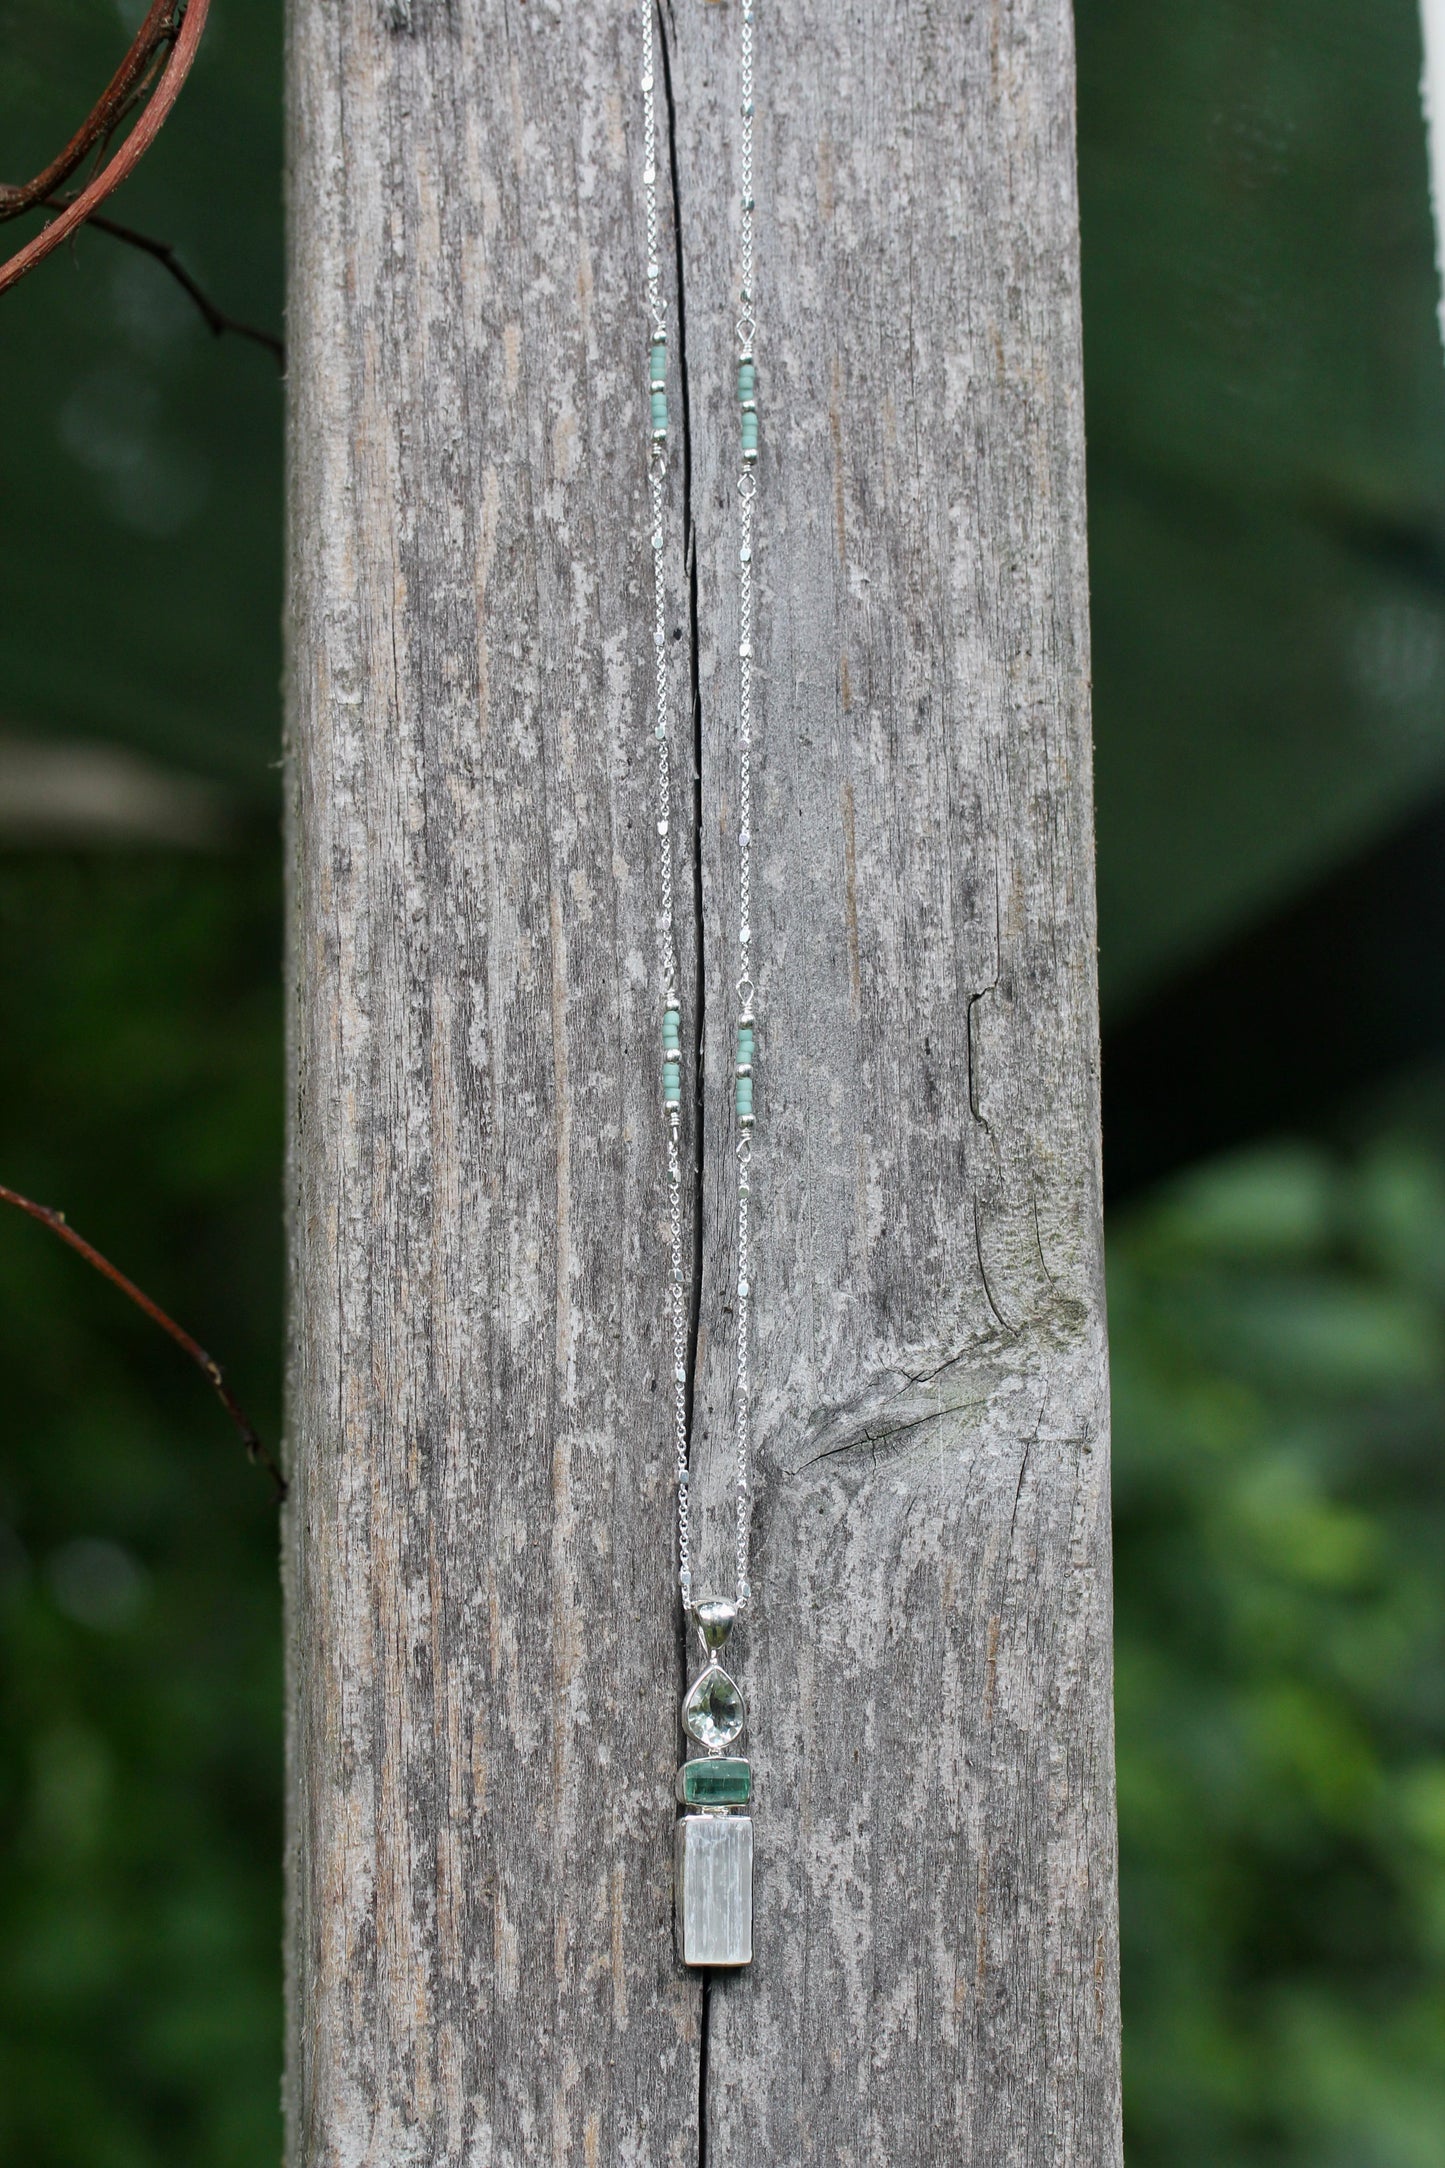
[{"x1": 682, "y1": 1663, "x2": 745, "y2": 1751}]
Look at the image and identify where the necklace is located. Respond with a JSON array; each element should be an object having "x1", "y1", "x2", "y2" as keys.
[{"x1": 638, "y1": 0, "x2": 759, "y2": 1969}]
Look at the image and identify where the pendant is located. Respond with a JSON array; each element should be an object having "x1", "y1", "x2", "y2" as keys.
[{"x1": 675, "y1": 1598, "x2": 753, "y2": 1967}]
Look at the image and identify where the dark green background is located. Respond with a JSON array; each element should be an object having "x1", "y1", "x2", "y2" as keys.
[{"x1": 2, "y1": 2, "x2": 1444, "y2": 2161}]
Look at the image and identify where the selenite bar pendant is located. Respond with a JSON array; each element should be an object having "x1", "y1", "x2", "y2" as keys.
[{"x1": 675, "y1": 1813, "x2": 753, "y2": 1967}]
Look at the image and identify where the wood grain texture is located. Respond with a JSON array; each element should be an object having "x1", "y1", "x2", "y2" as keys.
[{"x1": 283, "y1": 0, "x2": 1120, "y2": 2160}]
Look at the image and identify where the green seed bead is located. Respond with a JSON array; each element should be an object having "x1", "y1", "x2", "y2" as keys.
[
  {"x1": 737, "y1": 359, "x2": 757, "y2": 406},
  {"x1": 741, "y1": 409, "x2": 759, "y2": 457},
  {"x1": 651, "y1": 389, "x2": 668, "y2": 436},
  {"x1": 650, "y1": 340, "x2": 668, "y2": 388}
]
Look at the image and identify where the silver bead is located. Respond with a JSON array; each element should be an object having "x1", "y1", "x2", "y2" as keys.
[{"x1": 691, "y1": 1596, "x2": 738, "y2": 1653}]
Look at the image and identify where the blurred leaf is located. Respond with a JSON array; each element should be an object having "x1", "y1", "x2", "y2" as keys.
[{"x1": 1113, "y1": 1108, "x2": 1445, "y2": 2166}]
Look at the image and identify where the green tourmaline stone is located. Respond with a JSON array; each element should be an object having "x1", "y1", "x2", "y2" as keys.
[{"x1": 678, "y1": 1757, "x2": 752, "y2": 1806}]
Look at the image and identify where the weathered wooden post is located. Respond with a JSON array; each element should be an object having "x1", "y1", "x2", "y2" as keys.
[{"x1": 284, "y1": 0, "x2": 1120, "y2": 2158}]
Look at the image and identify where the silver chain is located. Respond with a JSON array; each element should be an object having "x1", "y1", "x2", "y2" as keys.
[{"x1": 639, "y1": 0, "x2": 758, "y2": 1619}]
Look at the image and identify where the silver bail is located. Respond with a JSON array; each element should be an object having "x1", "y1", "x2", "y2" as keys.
[{"x1": 691, "y1": 1596, "x2": 738, "y2": 1656}]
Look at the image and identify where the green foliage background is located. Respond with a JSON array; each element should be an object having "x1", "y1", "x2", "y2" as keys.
[{"x1": 1, "y1": 1, "x2": 1443, "y2": 2161}]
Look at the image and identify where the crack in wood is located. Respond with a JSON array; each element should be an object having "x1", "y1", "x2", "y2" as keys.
[
  {"x1": 656, "y1": 9, "x2": 713, "y2": 2159},
  {"x1": 973, "y1": 1192, "x2": 1021, "y2": 1339},
  {"x1": 655, "y1": 0, "x2": 707, "y2": 1500},
  {"x1": 966, "y1": 981, "x2": 997, "y2": 1129}
]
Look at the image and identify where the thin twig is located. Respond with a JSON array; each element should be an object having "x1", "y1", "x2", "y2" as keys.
[
  {"x1": 71, "y1": 206, "x2": 285, "y2": 365},
  {"x1": 0, "y1": 1183, "x2": 286, "y2": 1504}
]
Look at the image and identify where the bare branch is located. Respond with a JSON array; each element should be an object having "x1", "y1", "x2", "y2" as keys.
[
  {"x1": 0, "y1": 1183, "x2": 286, "y2": 1504},
  {"x1": 0, "y1": 0, "x2": 212, "y2": 298},
  {"x1": 0, "y1": 0, "x2": 181, "y2": 221}
]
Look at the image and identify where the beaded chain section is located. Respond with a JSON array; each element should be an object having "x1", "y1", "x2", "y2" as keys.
[
  {"x1": 639, "y1": 0, "x2": 762, "y2": 1965},
  {"x1": 639, "y1": 1, "x2": 758, "y2": 1622}
]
